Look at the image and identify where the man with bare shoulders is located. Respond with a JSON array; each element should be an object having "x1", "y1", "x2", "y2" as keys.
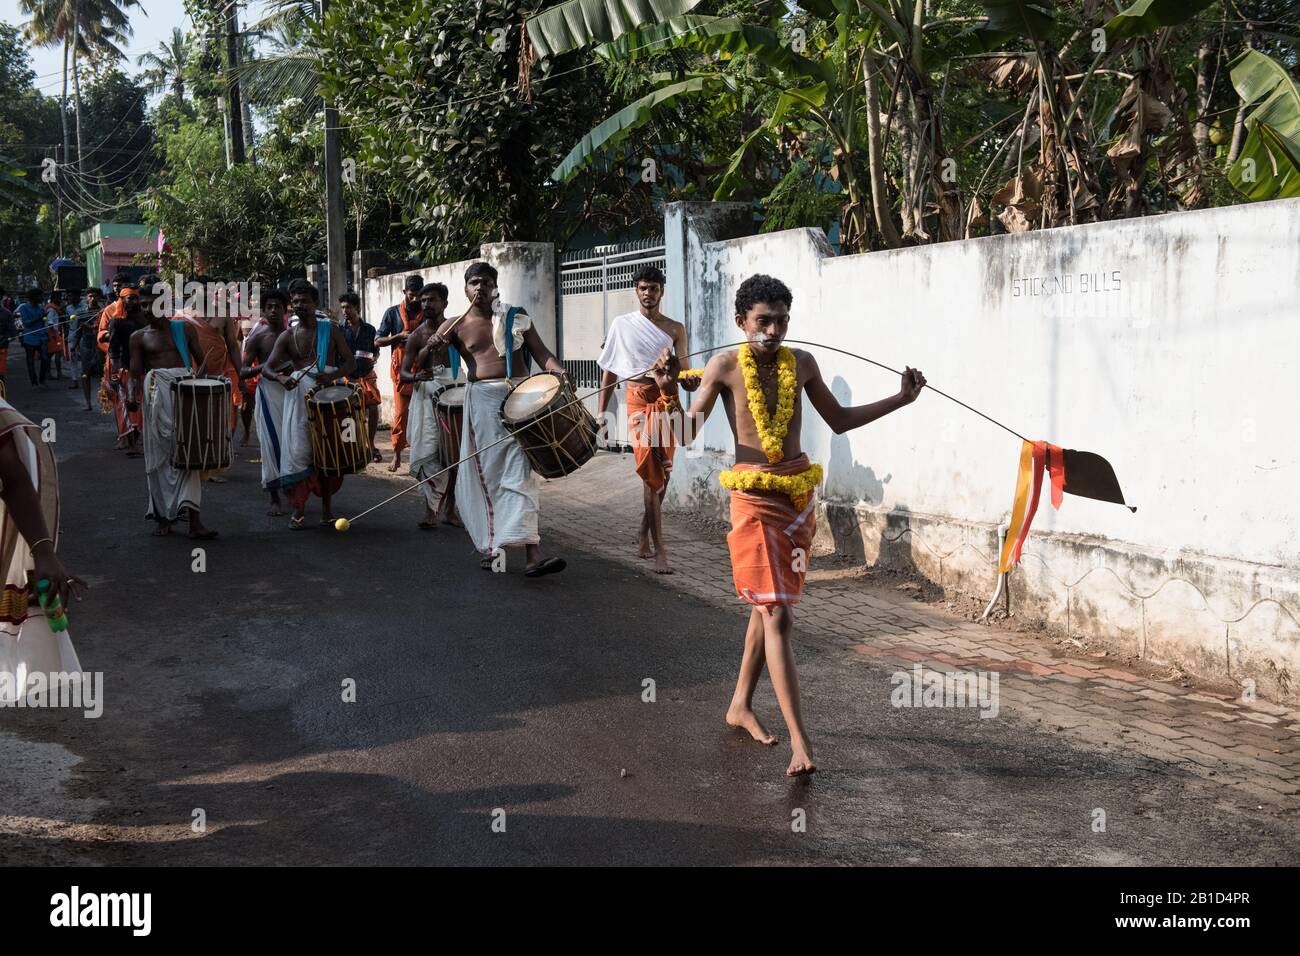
[
  {"x1": 596, "y1": 265, "x2": 696, "y2": 573},
  {"x1": 128, "y1": 276, "x2": 217, "y2": 539},
  {"x1": 651, "y1": 274, "x2": 926, "y2": 777},
  {"x1": 429, "y1": 261, "x2": 565, "y2": 576},
  {"x1": 240, "y1": 288, "x2": 289, "y2": 514},
  {"x1": 262, "y1": 279, "x2": 357, "y2": 529},
  {"x1": 376, "y1": 274, "x2": 425, "y2": 472},
  {"x1": 401, "y1": 282, "x2": 460, "y2": 530}
]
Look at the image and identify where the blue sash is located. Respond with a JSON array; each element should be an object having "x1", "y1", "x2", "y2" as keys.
[
  {"x1": 315, "y1": 321, "x2": 331, "y2": 372},
  {"x1": 448, "y1": 345, "x2": 462, "y2": 381},
  {"x1": 168, "y1": 320, "x2": 191, "y2": 371}
]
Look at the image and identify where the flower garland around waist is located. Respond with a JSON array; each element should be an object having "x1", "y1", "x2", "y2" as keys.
[{"x1": 719, "y1": 461, "x2": 823, "y2": 510}]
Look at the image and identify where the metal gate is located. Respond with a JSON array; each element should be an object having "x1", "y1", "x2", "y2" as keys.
[{"x1": 560, "y1": 238, "x2": 666, "y2": 447}]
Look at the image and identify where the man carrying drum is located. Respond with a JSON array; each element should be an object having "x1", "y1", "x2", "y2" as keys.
[
  {"x1": 263, "y1": 279, "x2": 357, "y2": 530},
  {"x1": 400, "y1": 281, "x2": 460, "y2": 530},
  {"x1": 127, "y1": 276, "x2": 218, "y2": 539},
  {"x1": 430, "y1": 262, "x2": 566, "y2": 577}
]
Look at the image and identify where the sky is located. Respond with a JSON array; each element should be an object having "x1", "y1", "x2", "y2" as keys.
[{"x1": 2, "y1": 0, "x2": 274, "y2": 93}]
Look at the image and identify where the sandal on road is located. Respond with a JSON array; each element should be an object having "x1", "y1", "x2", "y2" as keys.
[{"x1": 524, "y1": 557, "x2": 566, "y2": 578}]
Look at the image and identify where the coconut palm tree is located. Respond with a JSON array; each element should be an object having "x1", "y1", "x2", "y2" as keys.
[
  {"x1": 20, "y1": 0, "x2": 139, "y2": 166},
  {"x1": 136, "y1": 26, "x2": 189, "y2": 102}
]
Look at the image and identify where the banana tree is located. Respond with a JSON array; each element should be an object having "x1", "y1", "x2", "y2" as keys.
[
  {"x1": 1226, "y1": 48, "x2": 1300, "y2": 201},
  {"x1": 549, "y1": 9, "x2": 906, "y2": 251}
]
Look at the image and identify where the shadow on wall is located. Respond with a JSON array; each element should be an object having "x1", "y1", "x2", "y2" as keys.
[{"x1": 822, "y1": 374, "x2": 886, "y2": 557}]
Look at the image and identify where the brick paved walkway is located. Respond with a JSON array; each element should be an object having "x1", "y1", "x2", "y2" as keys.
[{"x1": 542, "y1": 452, "x2": 1300, "y2": 811}]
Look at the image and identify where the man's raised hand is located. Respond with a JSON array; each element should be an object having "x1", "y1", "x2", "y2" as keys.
[
  {"x1": 900, "y1": 366, "x2": 927, "y2": 404},
  {"x1": 651, "y1": 346, "x2": 680, "y2": 394}
]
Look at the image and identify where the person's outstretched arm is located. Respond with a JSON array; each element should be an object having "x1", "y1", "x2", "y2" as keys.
[
  {"x1": 802, "y1": 352, "x2": 926, "y2": 434},
  {"x1": 650, "y1": 347, "x2": 725, "y2": 444}
]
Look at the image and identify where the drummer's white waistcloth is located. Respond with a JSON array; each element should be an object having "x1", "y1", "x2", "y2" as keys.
[
  {"x1": 255, "y1": 377, "x2": 287, "y2": 491},
  {"x1": 408, "y1": 374, "x2": 450, "y2": 511},
  {"x1": 455, "y1": 378, "x2": 538, "y2": 553},
  {"x1": 143, "y1": 367, "x2": 202, "y2": 523}
]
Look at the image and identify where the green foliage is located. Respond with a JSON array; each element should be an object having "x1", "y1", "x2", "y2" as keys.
[{"x1": 759, "y1": 159, "x2": 841, "y2": 233}]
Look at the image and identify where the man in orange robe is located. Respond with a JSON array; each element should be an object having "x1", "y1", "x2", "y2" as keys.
[{"x1": 376, "y1": 275, "x2": 424, "y2": 472}]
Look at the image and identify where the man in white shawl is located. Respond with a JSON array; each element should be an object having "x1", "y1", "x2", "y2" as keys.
[
  {"x1": 0, "y1": 395, "x2": 86, "y2": 704},
  {"x1": 262, "y1": 279, "x2": 356, "y2": 530},
  {"x1": 240, "y1": 287, "x2": 290, "y2": 515},
  {"x1": 128, "y1": 277, "x2": 218, "y2": 539},
  {"x1": 401, "y1": 282, "x2": 461, "y2": 529},
  {"x1": 431, "y1": 262, "x2": 567, "y2": 576},
  {"x1": 595, "y1": 265, "x2": 693, "y2": 574}
]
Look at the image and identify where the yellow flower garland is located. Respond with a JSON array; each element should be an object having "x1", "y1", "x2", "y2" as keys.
[
  {"x1": 719, "y1": 462, "x2": 823, "y2": 510},
  {"x1": 676, "y1": 369, "x2": 706, "y2": 379},
  {"x1": 738, "y1": 343, "x2": 797, "y2": 463}
]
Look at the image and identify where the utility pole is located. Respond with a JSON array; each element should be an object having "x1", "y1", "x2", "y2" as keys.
[
  {"x1": 320, "y1": 0, "x2": 347, "y2": 305},
  {"x1": 224, "y1": 0, "x2": 246, "y2": 164}
]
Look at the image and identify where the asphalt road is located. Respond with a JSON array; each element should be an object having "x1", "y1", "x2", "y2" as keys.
[{"x1": 1, "y1": 361, "x2": 1295, "y2": 865}]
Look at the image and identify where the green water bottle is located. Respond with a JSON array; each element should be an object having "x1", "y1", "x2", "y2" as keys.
[{"x1": 35, "y1": 578, "x2": 69, "y2": 633}]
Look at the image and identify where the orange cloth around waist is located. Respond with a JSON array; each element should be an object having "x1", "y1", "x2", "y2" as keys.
[
  {"x1": 725, "y1": 454, "x2": 818, "y2": 610},
  {"x1": 349, "y1": 370, "x2": 381, "y2": 408},
  {"x1": 625, "y1": 381, "x2": 676, "y2": 491}
]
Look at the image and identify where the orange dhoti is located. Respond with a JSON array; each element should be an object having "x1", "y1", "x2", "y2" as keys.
[
  {"x1": 725, "y1": 455, "x2": 819, "y2": 611},
  {"x1": 349, "y1": 370, "x2": 381, "y2": 408},
  {"x1": 626, "y1": 381, "x2": 676, "y2": 491},
  {"x1": 109, "y1": 368, "x2": 141, "y2": 439}
]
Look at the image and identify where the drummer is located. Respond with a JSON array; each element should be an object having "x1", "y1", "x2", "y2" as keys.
[
  {"x1": 400, "y1": 282, "x2": 460, "y2": 530},
  {"x1": 262, "y1": 279, "x2": 357, "y2": 530},
  {"x1": 430, "y1": 262, "x2": 566, "y2": 577},
  {"x1": 127, "y1": 275, "x2": 217, "y2": 539},
  {"x1": 337, "y1": 291, "x2": 382, "y2": 464},
  {"x1": 240, "y1": 287, "x2": 289, "y2": 515}
]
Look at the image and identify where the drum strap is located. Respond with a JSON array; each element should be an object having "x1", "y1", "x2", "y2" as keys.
[
  {"x1": 167, "y1": 319, "x2": 192, "y2": 372},
  {"x1": 503, "y1": 307, "x2": 531, "y2": 379}
]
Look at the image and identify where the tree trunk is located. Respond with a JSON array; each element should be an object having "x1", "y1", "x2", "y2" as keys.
[
  {"x1": 1194, "y1": 38, "x2": 1213, "y2": 162},
  {"x1": 1227, "y1": 24, "x2": 1255, "y2": 163},
  {"x1": 909, "y1": 77, "x2": 964, "y2": 242},
  {"x1": 863, "y1": 48, "x2": 902, "y2": 249},
  {"x1": 72, "y1": 3, "x2": 84, "y2": 171},
  {"x1": 898, "y1": 86, "x2": 918, "y2": 238}
]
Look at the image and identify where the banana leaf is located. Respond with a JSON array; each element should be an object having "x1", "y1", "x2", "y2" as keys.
[
  {"x1": 526, "y1": 0, "x2": 705, "y2": 59},
  {"x1": 550, "y1": 75, "x2": 724, "y2": 182},
  {"x1": 1227, "y1": 49, "x2": 1300, "y2": 201},
  {"x1": 1104, "y1": 0, "x2": 1218, "y2": 40}
]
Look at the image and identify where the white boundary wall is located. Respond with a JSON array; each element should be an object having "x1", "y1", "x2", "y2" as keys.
[{"x1": 664, "y1": 199, "x2": 1300, "y2": 701}]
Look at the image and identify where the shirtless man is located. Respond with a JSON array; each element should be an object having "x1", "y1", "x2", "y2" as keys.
[
  {"x1": 128, "y1": 277, "x2": 217, "y2": 539},
  {"x1": 262, "y1": 279, "x2": 356, "y2": 529},
  {"x1": 596, "y1": 265, "x2": 695, "y2": 573},
  {"x1": 401, "y1": 282, "x2": 460, "y2": 529},
  {"x1": 431, "y1": 262, "x2": 565, "y2": 576},
  {"x1": 240, "y1": 288, "x2": 289, "y2": 515}
]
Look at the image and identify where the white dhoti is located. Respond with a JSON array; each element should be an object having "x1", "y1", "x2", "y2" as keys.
[
  {"x1": 277, "y1": 369, "x2": 322, "y2": 490},
  {"x1": 254, "y1": 377, "x2": 288, "y2": 490},
  {"x1": 0, "y1": 398, "x2": 81, "y2": 704},
  {"x1": 455, "y1": 378, "x2": 539, "y2": 554},
  {"x1": 143, "y1": 367, "x2": 202, "y2": 523},
  {"x1": 408, "y1": 377, "x2": 449, "y2": 511}
]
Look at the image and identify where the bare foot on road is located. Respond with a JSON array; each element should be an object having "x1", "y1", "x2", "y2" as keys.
[
  {"x1": 786, "y1": 746, "x2": 817, "y2": 777},
  {"x1": 726, "y1": 705, "x2": 777, "y2": 745},
  {"x1": 654, "y1": 552, "x2": 674, "y2": 574}
]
